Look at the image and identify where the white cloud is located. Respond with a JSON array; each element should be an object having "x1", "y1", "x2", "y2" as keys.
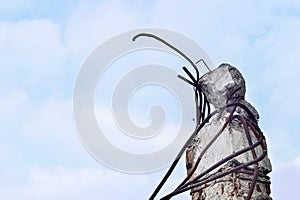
[
  {"x1": 0, "y1": 19, "x2": 66, "y2": 94},
  {"x1": 150, "y1": 1, "x2": 275, "y2": 64},
  {"x1": 63, "y1": 0, "x2": 147, "y2": 69},
  {"x1": 0, "y1": 167, "x2": 150, "y2": 200},
  {"x1": 0, "y1": 160, "x2": 191, "y2": 200},
  {"x1": 17, "y1": 95, "x2": 93, "y2": 167},
  {"x1": 0, "y1": 90, "x2": 32, "y2": 169},
  {"x1": 246, "y1": 12, "x2": 300, "y2": 173},
  {"x1": 0, "y1": 89, "x2": 88, "y2": 168},
  {"x1": 20, "y1": 96, "x2": 73, "y2": 140},
  {"x1": 258, "y1": 19, "x2": 300, "y2": 117},
  {"x1": 0, "y1": 90, "x2": 32, "y2": 122},
  {"x1": 95, "y1": 104, "x2": 186, "y2": 154}
]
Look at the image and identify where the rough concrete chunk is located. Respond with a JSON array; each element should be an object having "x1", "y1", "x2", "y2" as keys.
[{"x1": 186, "y1": 64, "x2": 272, "y2": 200}]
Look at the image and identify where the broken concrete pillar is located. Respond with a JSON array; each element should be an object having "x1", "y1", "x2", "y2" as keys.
[{"x1": 186, "y1": 64, "x2": 272, "y2": 200}]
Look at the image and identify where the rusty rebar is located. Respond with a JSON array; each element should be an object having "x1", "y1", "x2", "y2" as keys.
[
  {"x1": 161, "y1": 149, "x2": 267, "y2": 199},
  {"x1": 160, "y1": 102, "x2": 268, "y2": 200},
  {"x1": 148, "y1": 110, "x2": 218, "y2": 200},
  {"x1": 134, "y1": 34, "x2": 269, "y2": 199},
  {"x1": 133, "y1": 33, "x2": 201, "y2": 80}
]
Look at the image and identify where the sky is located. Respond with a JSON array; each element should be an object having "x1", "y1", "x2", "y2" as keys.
[{"x1": 1, "y1": 0, "x2": 300, "y2": 199}]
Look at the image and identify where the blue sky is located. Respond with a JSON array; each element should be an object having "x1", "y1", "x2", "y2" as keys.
[{"x1": 1, "y1": 0, "x2": 300, "y2": 199}]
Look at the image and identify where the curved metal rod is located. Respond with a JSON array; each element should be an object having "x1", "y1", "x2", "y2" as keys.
[
  {"x1": 149, "y1": 95, "x2": 265, "y2": 199},
  {"x1": 176, "y1": 105, "x2": 257, "y2": 191},
  {"x1": 133, "y1": 33, "x2": 200, "y2": 81},
  {"x1": 178, "y1": 133, "x2": 263, "y2": 191},
  {"x1": 148, "y1": 110, "x2": 218, "y2": 200},
  {"x1": 174, "y1": 104, "x2": 238, "y2": 191},
  {"x1": 195, "y1": 58, "x2": 211, "y2": 72},
  {"x1": 162, "y1": 149, "x2": 267, "y2": 199},
  {"x1": 226, "y1": 102, "x2": 258, "y2": 123},
  {"x1": 235, "y1": 168, "x2": 270, "y2": 180},
  {"x1": 201, "y1": 95, "x2": 208, "y2": 122},
  {"x1": 190, "y1": 111, "x2": 265, "y2": 190},
  {"x1": 206, "y1": 99, "x2": 211, "y2": 120},
  {"x1": 161, "y1": 103, "x2": 266, "y2": 199},
  {"x1": 195, "y1": 90, "x2": 200, "y2": 124},
  {"x1": 177, "y1": 64, "x2": 210, "y2": 125},
  {"x1": 198, "y1": 92, "x2": 203, "y2": 124},
  {"x1": 247, "y1": 119, "x2": 264, "y2": 139},
  {"x1": 240, "y1": 116, "x2": 259, "y2": 200}
]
